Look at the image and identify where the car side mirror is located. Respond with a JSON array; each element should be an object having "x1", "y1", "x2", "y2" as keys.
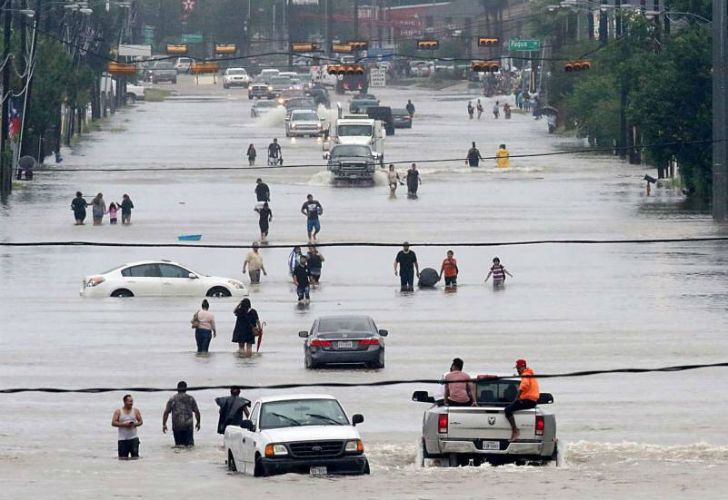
[
  {"x1": 188, "y1": 273, "x2": 198, "y2": 279},
  {"x1": 320, "y1": 116, "x2": 326, "y2": 121},
  {"x1": 298, "y1": 330, "x2": 309, "y2": 338},
  {"x1": 412, "y1": 391, "x2": 435, "y2": 403},
  {"x1": 537, "y1": 393, "x2": 554, "y2": 404},
  {"x1": 240, "y1": 419, "x2": 255, "y2": 431},
  {"x1": 351, "y1": 414, "x2": 364, "y2": 426},
  {"x1": 378, "y1": 329, "x2": 388, "y2": 337}
]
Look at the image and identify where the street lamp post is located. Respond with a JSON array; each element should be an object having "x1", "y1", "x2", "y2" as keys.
[{"x1": 713, "y1": 0, "x2": 728, "y2": 220}]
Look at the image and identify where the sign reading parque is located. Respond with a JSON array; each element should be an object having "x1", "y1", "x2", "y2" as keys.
[{"x1": 508, "y1": 39, "x2": 541, "y2": 51}]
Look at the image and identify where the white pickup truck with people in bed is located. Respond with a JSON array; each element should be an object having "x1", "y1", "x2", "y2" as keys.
[{"x1": 413, "y1": 358, "x2": 560, "y2": 467}]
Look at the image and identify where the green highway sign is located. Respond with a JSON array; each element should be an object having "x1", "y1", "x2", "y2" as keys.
[
  {"x1": 182, "y1": 33, "x2": 203, "y2": 44},
  {"x1": 509, "y1": 39, "x2": 541, "y2": 51}
]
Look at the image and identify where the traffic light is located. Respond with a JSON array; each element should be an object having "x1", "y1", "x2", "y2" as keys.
[
  {"x1": 331, "y1": 42, "x2": 354, "y2": 54},
  {"x1": 291, "y1": 42, "x2": 320, "y2": 53},
  {"x1": 107, "y1": 62, "x2": 137, "y2": 75},
  {"x1": 348, "y1": 41, "x2": 368, "y2": 51},
  {"x1": 166, "y1": 44, "x2": 188, "y2": 55},
  {"x1": 327, "y1": 64, "x2": 365, "y2": 75},
  {"x1": 563, "y1": 60, "x2": 592, "y2": 72},
  {"x1": 470, "y1": 60, "x2": 500, "y2": 72},
  {"x1": 478, "y1": 37, "x2": 499, "y2": 47},
  {"x1": 416, "y1": 40, "x2": 439, "y2": 50},
  {"x1": 215, "y1": 44, "x2": 237, "y2": 55}
]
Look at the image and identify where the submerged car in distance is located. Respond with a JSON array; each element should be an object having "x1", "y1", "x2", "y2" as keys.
[{"x1": 80, "y1": 260, "x2": 248, "y2": 298}]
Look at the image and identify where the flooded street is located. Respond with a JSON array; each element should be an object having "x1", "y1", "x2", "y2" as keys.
[{"x1": 2, "y1": 76, "x2": 728, "y2": 499}]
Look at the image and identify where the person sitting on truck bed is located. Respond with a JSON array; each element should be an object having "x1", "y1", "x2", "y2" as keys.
[
  {"x1": 505, "y1": 359, "x2": 540, "y2": 441},
  {"x1": 443, "y1": 358, "x2": 476, "y2": 407}
]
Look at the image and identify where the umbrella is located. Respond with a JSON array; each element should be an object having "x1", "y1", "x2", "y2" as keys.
[{"x1": 541, "y1": 106, "x2": 558, "y2": 116}]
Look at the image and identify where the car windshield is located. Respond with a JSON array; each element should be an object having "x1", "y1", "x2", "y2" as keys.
[
  {"x1": 259, "y1": 399, "x2": 349, "y2": 429},
  {"x1": 475, "y1": 379, "x2": 521, "y2": 405},
  {"x1": 293, "y1": 111, "x2": 318, "y2": 121},
  {"x1": 337, "y1": 125, "x2": 372, "y2": 137},
  {"x1": 270, "y1": 76, "x2": 291, "y2": 85},
  {"x1": 155, "y1": 62, "x2": 174, "y2": 69},
  {"x1": 228, "y1": 69, "x2": 247, "y2": 75},
  {"x1": 392, "y1": 109, "x2": 408, "y2": 116},
  {"x1": 331, "y1": 145, "x2": 372, "y2": 158},
  {"x1": 256, "y1": 101, "x2": 278, "y2": 108}
]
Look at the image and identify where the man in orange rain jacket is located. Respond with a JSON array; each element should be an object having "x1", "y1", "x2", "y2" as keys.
[{"x1": 505, "y1": 359, "x2": 540, "y2": 441}]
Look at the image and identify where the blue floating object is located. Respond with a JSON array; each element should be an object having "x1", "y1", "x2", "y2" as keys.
[{"x1": 178, "y1": 234, "x2": 202, "y2": 241}]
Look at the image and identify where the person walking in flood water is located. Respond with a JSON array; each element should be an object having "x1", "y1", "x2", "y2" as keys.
[
  {"x1": 406, "y1": 163, "x2": 421, "y2": 198},
  {"x1": 439, "y1": 250, "x2": 459, "y2": 289},
  {"x1": 243, "y1": 241, "x2": 267, "y2": 284},
  {"x1": 191, "y1": 299, "x2": 216, "y2": 354},
  {"x1": 120, "y1": 194, "x2": 134, "y2": 225},
  {"x1": 255, "y1": 202, "x2": 272, "y2": 243},
  {"x1": 232, "y1": 298, "x2": 261, "y2": 357},
  {"x1": 466, "y1": 142, "x2": 483, "y2": 167},
  {"x1": 496, "y1": 144, "x2": 510, "y2": 168},
  {"x1": 394, "y1": 242, "x2": 419, "y2": 292},
  {"x1": 71, "y1": 191, "x2": 88, "y2": 225},
  {"x1": 216, "y1": 387, "x2": 250, "y2": 435},
  {"x1": 247, "y1": 144, "x2": 257, "y2": 166},
  {"x1": 92, "y1": 193, "x2": 106, "y2": 225},
  {"x1": 162, "y1": 381, "x2": 201, "y2": 447},
  {"x1": 476, "y1": 99, "x2": 484, "y2": 119},
  {"x1": 467, "y1": 101, "x2": 474, "y2": 119},
  {"x1": 112, "y1": 394, "x2": 143, "y2": 460},
  {"x1": 485, "y1": 257, "x2": 513, "y2": 288}
]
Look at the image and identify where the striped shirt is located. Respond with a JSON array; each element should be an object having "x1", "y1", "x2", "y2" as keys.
[{"x1": 491, "y1": 264, "x2": 506, "y2": 281}]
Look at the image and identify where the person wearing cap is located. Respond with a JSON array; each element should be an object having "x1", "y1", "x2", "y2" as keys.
[
  {"x1": 243, "y1": 241, "x2": 267, "y2": 284},
  {"x1": 505, "y1": 359, "x2": 540, "y2": 441},
  {"x1": 163, "y1": 381, "x2": 201, "y2": 447},
  {"x1": 394, "y1": 242, "x2": 419, "y2": 292}
]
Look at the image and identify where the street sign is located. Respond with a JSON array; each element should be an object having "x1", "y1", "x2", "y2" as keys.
[
  {"x1": 182, "y1": 33, "x2": 203, "y2": 44},
  {"x1": 508, "y1": 39, "x2": 541, "y2": 51},
  {"x1": 370, "y1": 68, "x2": 386, "y2": 87},
  {"x1": 118, "y1": 44, "x2": 151, "y2": 57},
  {"x1": 142, "y1": 25, "x2": 155, "y2": 45}
]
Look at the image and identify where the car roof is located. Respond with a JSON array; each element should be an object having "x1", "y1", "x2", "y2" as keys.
[
  {"x1": 317, "y1": 314, "x2": 373, "y2": 321},
  {"x1": 392, "y1": 108, "x2": 408, "y2": 113},
  {"x1": 117, "y1": 260, "x2": 184, "y2": 268},
  {"x1": 226, "y1": 67, "x2": 247, "y2": 71},
  {"x1": 475, "y1": 374, "x2": 520, "y2": 381},
  {"x1": 258, "y1": 394, "x2": 337, "y2": 404}
]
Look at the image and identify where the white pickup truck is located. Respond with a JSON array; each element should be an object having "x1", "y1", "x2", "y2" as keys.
[
  {"x1": 413, "y1": 375, "x2": 559, "y2": 466},
  {"x1": 224, "y1": 394, "x2": 370, "y2": 476},
  {"x1": 324, "y1": 115, "x2": 385, "y2": 167}
]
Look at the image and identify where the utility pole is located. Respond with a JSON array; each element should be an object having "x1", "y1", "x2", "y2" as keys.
[
  {"x1": 713, "y1": 0, "x2": 728, "y2": 220},
  {"x1": 286, "y1": 0, "x2": 292, "y2": 69},
  {"x1": 599, "y1": 0, "x2": 608, "y2": 45},
  {"x1": 353, "y1": 0, "x2": 359, "y2": 40},
  {"x1": 1, "y1": 0, "x2": 13, "y2": 196}
]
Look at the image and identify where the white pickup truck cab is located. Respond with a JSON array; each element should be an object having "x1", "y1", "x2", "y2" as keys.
[
  {"x1": 325, "y1": 116, "x2": 385, "y2": 167},
  {"x1": 224, "y1": 394, "x2": 370, "y2": 476},
  {"x1": 413, "y1": 375, "x2": 559, "y2": 466}
]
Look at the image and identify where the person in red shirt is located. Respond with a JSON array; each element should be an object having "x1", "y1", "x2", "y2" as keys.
[
  {"x1": 439, "y1": 250, "x2": 459, "y2": 289},
  {"x1": 505, "y1": 359, "x2": 540, "y2": 441}
]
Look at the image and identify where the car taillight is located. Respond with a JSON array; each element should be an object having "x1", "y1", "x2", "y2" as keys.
[
  {"x1": 438, "y1": 414, "x2": 448, "y2": 433},
  {"x1": 358, "y1": 338, "x2": 380, "y2": 346},
  {"x1": 310, "y1": 339, "x2": 332, "y2": 347},
  {"x1": 535, "y1": 415, "x2": 545, "y2": 436}
]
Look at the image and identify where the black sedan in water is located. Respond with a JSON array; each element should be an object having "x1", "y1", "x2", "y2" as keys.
[
  {"x1": 392, "y1": 108, "x2": 413, "y2": 128},
  {"x1": 300, "y1": 315, "x2": 388, "y2": 369}
]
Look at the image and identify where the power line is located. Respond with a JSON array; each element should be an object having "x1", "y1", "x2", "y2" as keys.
[
  {"x1": 2, "y1": 237, "x2": 727, "y2": 249},
  {"x1": 1, "y1": 361, "x2": 726, "y2": 394}
]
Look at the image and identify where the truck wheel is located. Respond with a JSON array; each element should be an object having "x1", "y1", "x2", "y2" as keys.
[
  {"x1": 550, "y1": 441, "x2": 562, "y2": 467},
  {"x1": 448, "y1": 454, "x2": 459, "y2": 467},
  {"x1": 227, "y1": 450, "x2": 237, "y2": 472},
  {"x1": 254, "y1": 455, "x2": 267, "y2": 477},
  {"x1": 363, "y1": 460, "x2": 371, "y2": 475}
]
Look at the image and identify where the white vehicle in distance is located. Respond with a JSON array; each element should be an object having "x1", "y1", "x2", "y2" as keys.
[
  {"x1": 251, "y1": 100, "x2": 283, "y2": 118},
  {"x1": 286, "y1": 109, "x2": 324, "y2": 137},
  {"x1": 258, "y1": 68, "x2": 280, "y2": 84},
  {"x1": 225, "y1": 394, "x2": 369, "y2": 476},
  {"x1": 175, "y1": 57, "x2": 193, "y2": 73},
  {"x1": 80, "y1": 260, "x2": 248, "y2": 298},
  {"x1": 223, "y1": 67, "x2": 251, "y2": 88}
]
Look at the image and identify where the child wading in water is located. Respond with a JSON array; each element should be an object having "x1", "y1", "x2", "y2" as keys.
[
  {"x1": 108, "y1": 202, "x2": 119, "y2": 224},
  {"x1": 484, "y1": 257, "x2": 513, "y2": 288}
]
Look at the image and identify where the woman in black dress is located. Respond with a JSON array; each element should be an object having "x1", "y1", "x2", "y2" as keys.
[
  {"x1": 232, "y1": 298, "x2": 260, "y2": 357},
  {"x1": 71, "y1": 191, "x2": 88, "y2": 225},
  {"x1": 255, "y1": 202, "x2": 272, "y2": 243}
]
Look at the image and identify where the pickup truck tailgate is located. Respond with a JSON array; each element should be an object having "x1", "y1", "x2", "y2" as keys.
[{"x1": 446, "y1": 407, "x2": 536, "y2": 440}]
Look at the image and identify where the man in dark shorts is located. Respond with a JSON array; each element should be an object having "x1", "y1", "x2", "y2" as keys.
[
  {"x1": 505, "y1": 359, "x2": 540, "y2": 441},
  {"x1": 293, "y1": 254, "x2": 312, "y2": 303},
  {"x1": 112, "y1": 394, "x2": 143, "y2": 460},
  {"x1": 163, "y1": 381, "x2": 201, "y2": 447},
  {"x1": 394, "y1": 242, "x2": 419, "y2": 292},
  {"x1": 439, "y1": 250, "x2": 459, "y2": 289}
]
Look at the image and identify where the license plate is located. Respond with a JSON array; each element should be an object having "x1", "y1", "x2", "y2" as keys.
[
  {"x1": 337, "y1": 341, "x2": 354, "y2": 349},
  {"x1": 310, "y1": 466, "x2": 328, "y2": 476},
  {"x1": 481, "y1": 441, "x2": 500, "y2": 450}
]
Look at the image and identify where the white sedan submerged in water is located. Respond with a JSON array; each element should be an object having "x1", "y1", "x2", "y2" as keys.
[
  {"x1": 224, "y1": 394, "x2": 369, "y2": 476},
  {"x1": 80, "y1": 260, "x2": 248, "y2": 298}
]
